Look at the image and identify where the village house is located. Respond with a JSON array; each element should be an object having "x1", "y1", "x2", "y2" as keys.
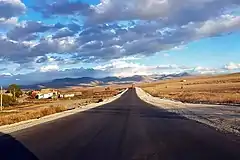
[{"x1": 31, "y1": 89, "x2": 58, "y2": 99}]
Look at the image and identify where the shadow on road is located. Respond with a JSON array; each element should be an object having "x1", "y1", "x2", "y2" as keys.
[{"x1": 0, "y1": 132, "x2": 38, "y2": 160}]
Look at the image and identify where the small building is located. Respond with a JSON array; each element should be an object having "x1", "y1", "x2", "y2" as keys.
[
  {"x1": 36, "y1": 94, "x2": 44, "y2": 99},
  {"x1": 63, "y1": 94, "x2": 75, "y2": 98},
  {"x1": 34, "y1": 88, "x2": 58, "y2": 99}
]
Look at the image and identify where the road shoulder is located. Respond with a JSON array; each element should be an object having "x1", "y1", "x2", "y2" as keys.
[{"x1": 136, "y1": 87, "x2": 240, "y2": 136}]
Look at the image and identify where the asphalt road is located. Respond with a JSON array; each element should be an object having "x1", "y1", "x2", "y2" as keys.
[{"x1": 0, "y1": 89, "x2": 240, "y2": 160}]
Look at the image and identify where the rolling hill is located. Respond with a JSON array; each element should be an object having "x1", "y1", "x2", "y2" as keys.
[{"x1": 21, "y1": 72, "x2": 191, "y2": 89}]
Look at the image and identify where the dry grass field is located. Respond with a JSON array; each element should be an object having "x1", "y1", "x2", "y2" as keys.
[
  {"x1": 0, "y1": 106, "x2": 67, "y2": 126},
  {"x1": 140, "y1": 73, "x2": 240, "y2": 104},
  {"x1": 0, "y1": 86, "x2": 127, "y2": 126}
]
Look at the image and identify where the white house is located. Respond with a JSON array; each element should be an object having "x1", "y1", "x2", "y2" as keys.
[{"x1": 63, "y1": 94, "x2": 75, "y2": 98}]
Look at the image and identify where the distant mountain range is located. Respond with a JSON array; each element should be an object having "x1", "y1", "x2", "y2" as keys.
[{"x1": 21, "y1": 72, "x2": 191, "y2": 89}]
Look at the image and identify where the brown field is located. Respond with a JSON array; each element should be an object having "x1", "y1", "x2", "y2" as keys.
[
  {"x1": 0, "y1": 86, "x2": 127, "y2": 126},
  {"x1": 140, "y1": 73, "x2": 240, "y2": 104},
  {"x1": 0, "y1": 106, "x2": 67, "y2": 126}
]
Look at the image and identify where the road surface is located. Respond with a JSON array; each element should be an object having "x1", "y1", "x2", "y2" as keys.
[{"x1": 0, "y1": 89, "x2": 239, "y2": 160}]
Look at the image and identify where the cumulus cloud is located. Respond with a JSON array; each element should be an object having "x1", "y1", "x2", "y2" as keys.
[
  {"x1": 0, "y1": 0, "x2": 26, "y2": 19},
  {"x1": 192, "y1": 66, "x2": 219, "y2": 75},
  {"x1": 96, "y1": 60, "x2": 240, "y2": 77},
  {"x1": 89, "y1": 0, "x2": 240, "y2": 24},
  {"x1": 1, "y1": 13, "x2": 240, "y2": 65},
  {"x1": 1, "y1": 58, "x2": 238, "y2": 86},
  {"x1": 196, "y1": 15, "x2": 240, "y2": 37},
  {"x1": 31, "y1": 37, "x2": 77, "y2": 56},
  {"x1": 94, "y1": 59, "x2": 190, "y2": 77},
  {"x1": 0, "y1": 36, "x2": 32, "y2": 63},
  {"x1": 0, "y1": 35, "x2": 78, "y2": 64},
  {"x1": 224, "y1": 62, "x2": 240, "y2": 70},
  {"x1": 7, "y1": 21, "x2": 65, "y2": 40}
]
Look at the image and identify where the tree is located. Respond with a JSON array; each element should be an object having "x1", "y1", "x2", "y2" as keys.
[
  {"x1": 7, "y1": 84, "x2": 23, "y2": 98},
  {"x1": 2, "y1": 95, "x2": 17, "y2": 107}
]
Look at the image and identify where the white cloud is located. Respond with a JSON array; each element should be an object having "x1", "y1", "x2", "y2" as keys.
[
  {"x1": 1, "y1": 60, "x2": 239, "y2": 86},
  {"x1": 0, "y1": 17, "x2": 18, "y2": 28},
  {"x1": 95, "y1": 59, "x2": 150, "y2": 77},
  {"x1": 40, "y1": 64, "x2": 59, "y2": 72},
  {"x1": 95, "y1": 59, "x2": 190, "y2": 77},
  {"x1": 193, "y1": 66, "x2": 219, "y2": 74},
  {"x1": 171, "y1": 45, "x2": 186, "y2": 51},
  {"x1": 95, "y1": 59, "x2": 142, "y2": 70},
  {"x1": 163, "y1": 53, "x2": 170, "y2": 57},
  {"x1": 224, "y1": 62, "x2": 240, "y2": 70},
  {"x1": 196, "y1": 15, "x2": 240, "y2": 37},
  {"x1": 0, "y1": 72, "x2": 12, "y2": 76},
  {"x1": 95, "y1": 60, "x2": 240, "y2": 77}
]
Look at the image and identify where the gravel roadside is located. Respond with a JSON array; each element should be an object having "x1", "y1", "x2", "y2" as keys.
[{"x1": 136, "y1": 87, "x2": 240, "y2": 136}]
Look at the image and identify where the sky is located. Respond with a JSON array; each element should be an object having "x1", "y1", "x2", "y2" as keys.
[{"x1": 0, "y1": 0, "x2": 240, "y2": 85}]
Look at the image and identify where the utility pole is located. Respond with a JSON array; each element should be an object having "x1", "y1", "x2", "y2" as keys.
[
  {"x1": 13, "y1": 88, "x2": 16, "y2": 100},
  {"x1": 0, "y1": 86, "x2": 2, "y2": 111}
]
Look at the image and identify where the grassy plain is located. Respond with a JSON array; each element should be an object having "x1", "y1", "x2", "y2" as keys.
[
  {"x1": 140, "y1": 73, "x2": 240, "y2": 104},
  {"x1": 0, "y1": 86, "x2": 126, "y2": 126}
]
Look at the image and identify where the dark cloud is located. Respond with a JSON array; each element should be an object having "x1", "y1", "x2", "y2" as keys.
[
  {"x1": 67, "y1": 23, "x2": 82, "y2": 32},
  {"x1": 36, "y1": 56, "x2": 48, "y2": 63},
  {"x1": 88, "y1": 0, "x2": 240, "y2": 25},
  {"x1": 0, "y1": 35, "x2": 79, "y2": 64},
  {"x1": 7, "y1": 21, "x2": 65, "y2": 40},
  {"x1": 33, "y1": 0, "x2": 93, "y2": 17},
  {"x1": 0, "y1": 36, "x2": 31, "y2": 62},
  {"x1": 0, "y1": 0, "x2": 26, "y2": 19},
  {"x1": 53, "y1": 22, "x2": 66, "y2": 29}
]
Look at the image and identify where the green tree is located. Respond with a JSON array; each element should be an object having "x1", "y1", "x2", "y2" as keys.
[{"x1": 7, "y1": 84, "x2": 23, "y2": 98}]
